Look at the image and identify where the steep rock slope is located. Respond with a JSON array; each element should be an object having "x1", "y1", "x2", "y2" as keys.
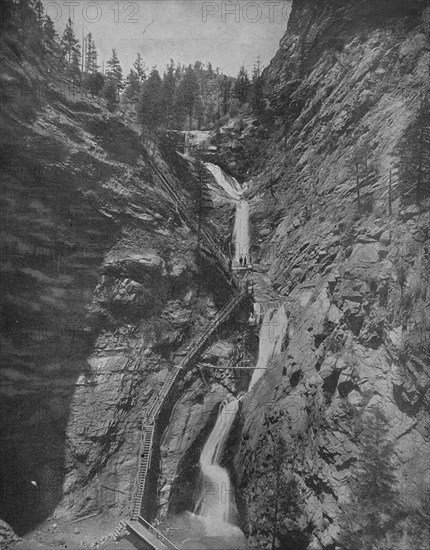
[
  {"x1": 236, "y1": 1, "x2": 430, "y2": 549},
  {"x1": 0, "y1": 29, "x2": 235, "y2": 539}
]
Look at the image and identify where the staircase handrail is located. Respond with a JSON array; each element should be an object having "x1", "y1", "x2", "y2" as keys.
[
  {"x1": 129, "y1": 425, "x2": 155, "y2": 520},
  {"x1": 129, "y1": 292, "x2": 248, "y2": 523},
  {"x1": 137, "y1": 516, "x2": 181, "y2": 550},
  {"x1": 144, "y1": 291, "x2": 247, "y2": 424},
  {"x1": 145, "y1": 367, "x2": 181, "y2": 422}
]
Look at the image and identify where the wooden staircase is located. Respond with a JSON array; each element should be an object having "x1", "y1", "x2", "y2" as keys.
[
  {"x1": 112, "y1": 154, "x2": 249, "y2": 547},
  {"x1": 129, "y1": 290, "x2": 248, "y2": 523},
  {"x1": 111, "y1": 519, "x2": 127, "y2": 542},
  {"x1": 130, "y1": 424, "x2": 155, "y2": 521}
]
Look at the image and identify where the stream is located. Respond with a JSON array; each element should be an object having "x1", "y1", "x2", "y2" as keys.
[{"x1": 177, "y1": 164, "x2": 288, "y2": 549}]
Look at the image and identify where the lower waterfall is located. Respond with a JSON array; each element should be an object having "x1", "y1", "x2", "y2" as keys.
[
  {"x1": 174, "y1": 162, "x2": 287, "y2": 548},
  {"x1": 194, "y1": 399, "x2": 239, "y2": 525},
  {"x1": 187, "y1": 305, "x2": 288, "y2": 548},
  {"x1": 191, "y1": 399, "x2": 245, "y2": 548}
]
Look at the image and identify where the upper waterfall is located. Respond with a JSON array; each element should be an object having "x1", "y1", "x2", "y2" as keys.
[
  {"x1": 194, "y1": 399, "x2": 238, "y2": 527},
  {"x1": 233, "y1": 200, "x2": 250, "y2": 264},
  {"x1": 204, "y1": 162, "x2": 243, "y2": 200},
  {"x1": 204, "y1": 162, "x2": 251, "y2": 265}
]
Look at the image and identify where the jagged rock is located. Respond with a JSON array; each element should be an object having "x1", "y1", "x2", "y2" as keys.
[
  {"x1": 345, "y1": 243, "x2": 380, "y2": 275},
  {"x1": 401, "y1": 204, "x2": 421, "y2": 220},
  {"x1": 234, "y1": 2, "x2": 430, "y2": 548},
  {"x1": 0, "y1": 520, "x2": 19, "y2": 550},
  {"x1": 379, "y1": 230, "x2": 391, "y2": 245}
]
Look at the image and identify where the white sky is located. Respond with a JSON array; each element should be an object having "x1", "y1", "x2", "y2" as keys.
[{"x1": 44, "y1": 0, "x2": 291, "y2": 76}]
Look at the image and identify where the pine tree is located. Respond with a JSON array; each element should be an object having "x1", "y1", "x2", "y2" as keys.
[
  {"x1": 102, "y1": 79, "x2": 117, "y2": 111},
  {"x1": 43, "y1": 15, "x2": 57, "y2": 43},
  {"x1": 84, "y1": 33, "x2": 98, "y2": 74},
  {"x1": 61, "y1": 18, "x2": 80, "y2": 64},
  {"x1": 124, "y1": 53, "x2": 146, "y2": 101},
  {"x1": 84, "y1": 72, "x2": 104, "y2": 97},
  {"x1": 398, "y1": 95, "x2": 430, "y2": 206},
  {"x1": 205, "y1": 101, "x2": 215, "y2": 127},
  {"x1": 221, "y1": 74, "x2": 231, "y2": 116},
  {"x1": 338, "y1": 407, "x2": 406, "y2": 550},
  {"x1": 235, "y1": 66, "x2": 250, "y2": 103},
  {"x1": 133, "y1": 53, "x2": 146, "y2": 83},
  {"x1": 251, "y1": 56, "x2": 265, "y2": 116},
  {"x1": 105, "y1": 49, "x2": 123, "y2": 92},
  {"x1": 124, "y1": 69, "x2": 139, "y2": 101},
  {"x1": 70, "y1": 50, "x2": 81, "y2": 81},
  {"x1": 162, "y1": 60, "x2": 176, "y2": 127},
  {"x1": 176, "y1": 66, "x2": 200, "y2": 129},
  {"x1": 25, "y1": 0, "x2": 44, "y2": 54},
  {"x1": 138, "y1": 68, "x2": 163, "y2": 131}
]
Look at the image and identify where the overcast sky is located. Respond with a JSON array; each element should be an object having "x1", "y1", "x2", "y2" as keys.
[{"x1": 44, "y1": 1, "x2": 291, "y2": 76}]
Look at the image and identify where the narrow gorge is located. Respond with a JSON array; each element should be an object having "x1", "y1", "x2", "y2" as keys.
[{"x1": 1, "y1": 1, "x2": 429, "y2": 550}]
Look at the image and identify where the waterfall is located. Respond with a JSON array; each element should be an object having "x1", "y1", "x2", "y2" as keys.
[
  {"x1": 189, "y1": 163, "x2": 287, "y2": 547},
  {"x1": 233, "y1": 200, "x2": 250, "y2": 264},
  {"x1": 204, "y1": 162, "x2": 250, "y2": 264},
  {"x1": 204, "y1": 163, "x2": 242, "y2": 199},
  {"x1": 194, "y1": 399, "x2": 239, "y2": 531},
  {"x1": 191, "y1": 306, "x2": 288, "y2": 545}
]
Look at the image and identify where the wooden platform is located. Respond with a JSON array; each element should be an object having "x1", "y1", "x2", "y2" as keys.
[{"x1": 125, "y1": 518, "x2": 180, "y2": 550}]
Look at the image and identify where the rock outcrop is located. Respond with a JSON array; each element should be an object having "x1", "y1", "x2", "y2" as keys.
[
  {"x1": 1, "y1": 2, "x2": 429, "y2": 549},
  {"x1": 234, "y1": 1, "x2": 430, "y2": 548},
  {"x1": 0, "y1": 26, "x2": 236, "y2": 536}
]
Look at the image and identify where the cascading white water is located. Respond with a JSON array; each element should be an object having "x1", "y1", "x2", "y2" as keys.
[
  {"x1": 194, "y1": 399, "x2": 239, "y2": 532},
  {"x1": 204, "y1": 162, "x2": 251, "y2": 265},
  {"x1": 192, "y1": 306, "x2": 288, "y2": 545},
  {"x1": 233, "y1": 200, "x2": 250, "y2": 264},
  {"x1": 204, "y1": 163, "x2": 242, "y2": 199},
  {"x1": 189, "y1": 163, "x2": 288, "y2": 547}
]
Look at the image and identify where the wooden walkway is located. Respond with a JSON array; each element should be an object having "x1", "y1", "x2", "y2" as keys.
[
  {"x1": 129, "y1": 291, "x2": 248, "y2": 521},
  {"x1": 125, "y1": 516, "x2": 180, "y2": 550},
  {"x1": 111, "y1": 155, "x2": 249, "y2": 548}
]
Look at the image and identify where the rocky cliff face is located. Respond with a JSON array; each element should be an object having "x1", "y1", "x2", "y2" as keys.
[
  {"x1": 234, "y1": 1, "x2": 430, "y2": 549},
  {"x1": 0, "y1": 29, "x2": 238, "y2": 540},
  {"x1": 2, "y1": 2, "x2": 429, "y2": 549}
]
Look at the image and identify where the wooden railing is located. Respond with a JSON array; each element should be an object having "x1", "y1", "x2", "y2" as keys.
[
  {"x1": 129, "y1": 291, "x2": 248, "y2": 521},
  {"x1": 130, "y1": 424, "x2": 155, "y2": 521},
  {"x1": 137, "y1": 515, "x2": 181, "y2": 550},
  {"x1": 125, "y1": 151, "x2": 248, "y2": 544}
]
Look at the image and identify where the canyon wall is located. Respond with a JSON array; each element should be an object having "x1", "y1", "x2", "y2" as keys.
[
  {"x1": 0, "y1": 29, "x2": 238, "y2": 538},
  {"x1": 235, "y1": 1, "x2": 430, "y2": 548},
  {"x1": 1, "y1": 2, "x2": 429, "y2": 549}
]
